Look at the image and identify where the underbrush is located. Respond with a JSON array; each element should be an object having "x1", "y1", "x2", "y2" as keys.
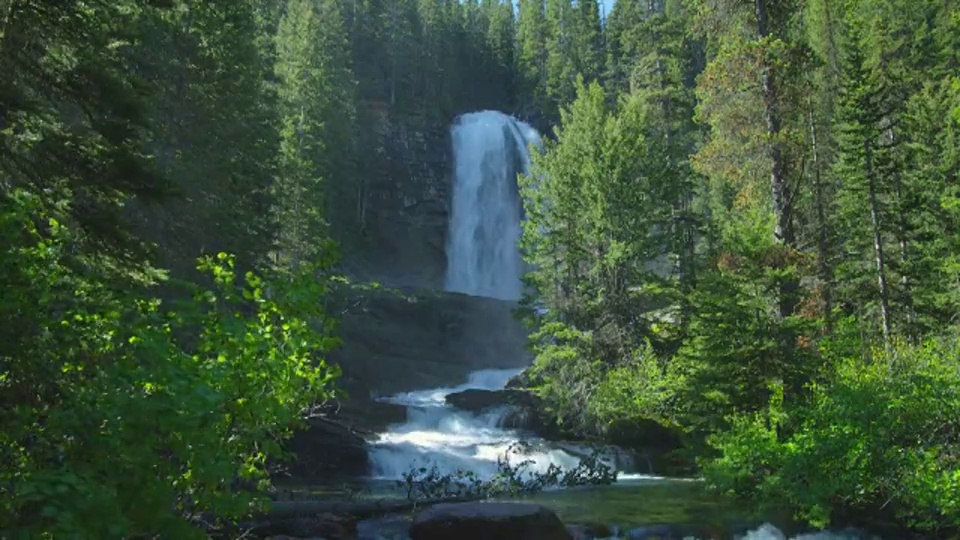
[{"x1": 704, "y1": 332, "x2": 960, "y2": 536}]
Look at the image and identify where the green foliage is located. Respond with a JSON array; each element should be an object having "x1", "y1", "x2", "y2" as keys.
[
  {"x1": 130, "y1": 0, "x2": 280, "y2": 276},
  {"x1": 0, "y1": 0, "x2": 169, "y2": 261},
  {"x1": 704, "y1": 336, "x2": 960, "y2": 534},
  {"x1": 274, "y1": 0, "x2": 357, "y2": 268},
  {"x1": 589, "y1": 340, "x2": 678, "y2": 433},
  {"x1": 516, "y1": 0, "x2": 549, "y2": 118},
  {"x1": 520, "y1": 0, "x2": 960, "y2": 534},
  {"x1": 0, "y1": 191, "x2": 339, "y2": 537}
]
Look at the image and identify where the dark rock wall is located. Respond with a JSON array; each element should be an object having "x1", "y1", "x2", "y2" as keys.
[
  {"x1": 340, "y1": 106, "x2": 452, "y2": 291},
  {"x1": 329, "y1": 287, "x2": 531, "y2": 399}
]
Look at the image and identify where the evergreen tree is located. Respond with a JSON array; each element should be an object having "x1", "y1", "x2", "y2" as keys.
[
  {"x1": 545, "y1": 0, "x2": 578, "y2": 118},
  {"x1": 573, "y1": 0, "x2": 603, "y2": 83},
  {"x1": 0, "y1": 1, "x2": 168, "y2": 262},
  {"x1": 689, "y1": 0, "x2": 810, "y2": 321},
  {"x1": 274, "y1": 0, "x2": 358, "y2": 268},
  {"x1": 516, "y1": 0, "x2": 549, "y2": 119},
  {"x1": 132, "y1": 0, "x2": 279, "y2": 276},
  {"x1": 832, "y1": 24, "x2": 895, "y2": 341},
  {"x1": 484, "y1": 0, "x2": 517, "y2": 108},
  {"x1": 604, "y1": 0, "x2": 647, "y2": 93}
]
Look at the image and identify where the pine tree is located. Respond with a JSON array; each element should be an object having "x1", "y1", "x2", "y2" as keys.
[
  {"x1": 516, "y1": 0, "x2": 548, "y2": 119},
  {"x1": 832, "y1": 29, "x2": 894, "y2": 341},
  {"x1": 603, "y1": 0, "x2": 647, "y2": 93},
  {"x1": 573, "y1": 0, "x2": 603, "y2": 83},
  {"x1": 545, "y1": 0, "x2": 578, "y2": 118},
  {"x1": 484, "y1": 0, "x2": 517, "y2": 108},
  {"x1": 626, "y1": 4, "x2": 702, "y2": 303},
  {"x1": 273, "y1": 0, "x2": 358, "y2": 268},
  {"x1": 689, "y1": 0, "x2": 809, "y2": 321},
  {"x1": 0, "y1": 0, "x2": 169, "y2": 261},
  {"x1": 129, "y1": 0, "x2": 280, "y2": 276}
]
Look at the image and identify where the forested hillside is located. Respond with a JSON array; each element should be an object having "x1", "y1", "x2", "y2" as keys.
[
  {"x1": 521, "y1": 0, "x2": 960, "y2": 535},
  {"x1": 1, "y1": 0, "x2": 959, "y2": 537}
]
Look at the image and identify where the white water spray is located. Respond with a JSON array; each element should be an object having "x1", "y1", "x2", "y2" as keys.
[
  {"x1": 367, "y1": 368, "x2": 633, "y2": 481},
  {"x1": 444, "y1": 111, "x2": 541, "y2": 301}
]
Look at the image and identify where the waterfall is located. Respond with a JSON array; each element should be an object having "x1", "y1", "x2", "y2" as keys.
[{"x1": 445, "y1": 111, "x2": 541, "y2": 301}]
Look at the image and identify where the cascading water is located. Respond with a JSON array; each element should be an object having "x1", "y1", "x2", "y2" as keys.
[
  {"x1": 368, "y1": 111, "x2": 614, "y2": 483},
  {"x1": 367, "y1": 368, "x2": 611, "y2": 480},
  {"x1": 444, "y1": 111, "x2": 541, "y2": 301}
]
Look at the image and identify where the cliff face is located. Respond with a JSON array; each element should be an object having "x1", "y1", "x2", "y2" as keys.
[
  {"x1": 330, "y1": 287, "x2": 530, "y2": 399},
  {"x1": 330, "y1": 107, "x2": 539, "y2": 394},
  {"x1": 339, "y1": 107, "x2": 452, "y2": 291}
]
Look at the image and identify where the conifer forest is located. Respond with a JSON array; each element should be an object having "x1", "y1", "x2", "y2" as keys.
[{"x1": 1, "y1": 0, "x2": 960, "y2": 537}]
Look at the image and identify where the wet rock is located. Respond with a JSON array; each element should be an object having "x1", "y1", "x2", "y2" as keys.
[
  {"x1": 330, "y1": 288, "x2": 530, "y2": 398},
  {"x1": 357, "y1": 514, "x2": 412, "y2": 540},
  {"x1": 444, "y1": 388, "x2": 566, "y2": 438},
  {"x1": 410, "y1": 502, "x2": 572, "y2": 540},
  {"x1": 565, "y1": 524, "x2": 591, "y2": 540},
  {"x1": 445, "y1": 388, "x2": 539, "y2": 412},
  {"x1": 337, "y1": 109, "x2": 450, "y2": 291},
  {"x1": 328, "y1": 398, "x2": 408, "y2": 433},
  {"x1": 285, "y1": 418, "x2": 368, "y2": 480},
  {"x1": 505, "y1": 370, "x2": 531, "y2": 389}
]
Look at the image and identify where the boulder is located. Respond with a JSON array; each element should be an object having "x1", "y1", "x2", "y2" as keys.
[
  {"x1": 329, "y1": 287, "x2": 531, "y2": 398},
  {"x1": 445, "y1": 388, "x2": 571, "y2": 440},
  {"x1": 284, "y1": 418, "x2": 368, "y2": 480},
  {"x1": 504, "y1": 370, "x2": 532, "y2": 389},
  {"x1": 444, "y1": 388, "x2": 539, "y2": 413},
  {"x1": 326, "y1": 397, "x2": 407, "y2": 433},
  {"x1": 566, "y1": 523, "x2": 616, "y2": 539},
  {"x1": 444, "y1": 388, "x2": 568, "y2": 440},
  {"x1": 410, "y1": 502, "x2": 573, "y2": 540}
]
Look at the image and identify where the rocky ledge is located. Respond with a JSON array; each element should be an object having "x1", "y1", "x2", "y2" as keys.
[
  {"x1": 283, "y1": 418, "x2": 370, "y2": 480},
  {"x1": 444, "y1": 388, "x2": 562, "y2": 438},
  {"x1": 444, "y1": 388, "x2": 539, "y2": 412}
]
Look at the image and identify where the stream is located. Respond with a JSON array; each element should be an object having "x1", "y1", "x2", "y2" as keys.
[{"x1": 353, "y1": 369, "x2": 881, "y2": 540}]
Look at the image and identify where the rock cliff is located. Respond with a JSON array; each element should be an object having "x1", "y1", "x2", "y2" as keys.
[
  {"x1": 329, "y1": 287, "x2": 530, "y2": 399},
  {"x1": 339, "y1": 107, "x2": 452, "y2": 291}
]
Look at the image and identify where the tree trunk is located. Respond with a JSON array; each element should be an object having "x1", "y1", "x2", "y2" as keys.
[
  {"x1": 809, "y1": 104, "x2": 833, "y2": 333},
  {"x1": 887, "y1": 125, "x2": 914, "y2": 331},
  {"x1": 866, "y1": 139, "x2": 892, "y2": 342},
  {"x1": 754, "y1": 0, "x2": 796, "y2": 319}
]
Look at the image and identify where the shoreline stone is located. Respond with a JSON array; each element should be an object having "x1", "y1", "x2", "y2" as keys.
[{"x1": 410, "y1": 502, "x2": 573, "y2": 540}]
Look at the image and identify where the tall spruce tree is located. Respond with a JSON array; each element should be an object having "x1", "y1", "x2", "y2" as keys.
[
  {"x1": 274, "y1": 0, "x2": 358, "y2": 268},
  {"x1": 517, "y1": 0, "x2": 549, "y2": 119},
  {"x1": 131, "y1": 0, "x2": 279, "y2": 276},
  {"x1": 0, "y1": 1, "x2": 169, "y2": 263}
]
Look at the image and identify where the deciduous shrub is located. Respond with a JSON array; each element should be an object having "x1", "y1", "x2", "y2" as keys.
[{"x1": 0, "y1": 191, "x2": 340, "y2": 537}]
